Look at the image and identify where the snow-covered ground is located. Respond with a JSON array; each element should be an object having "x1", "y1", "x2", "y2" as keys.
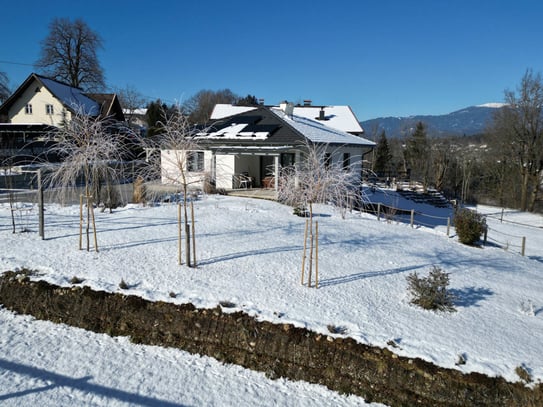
[{"x1": 1, "y1": 190, "x2": 542, "y2": 405}]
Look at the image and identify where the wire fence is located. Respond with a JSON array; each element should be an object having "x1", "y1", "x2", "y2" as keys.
[
  {"x1": 360, "y1": 202, "x2": 531, "y2": 257},
  {"x1": 483, "y1": 225, "x2": 527, "y2": 256}
]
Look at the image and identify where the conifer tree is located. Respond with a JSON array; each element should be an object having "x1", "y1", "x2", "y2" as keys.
[
  {"x1": 404, "y1": 121, "x2": 430, "y2": 188},
  {"x1": 373, "y1": 130, "x2": 392, "y2": 177}
]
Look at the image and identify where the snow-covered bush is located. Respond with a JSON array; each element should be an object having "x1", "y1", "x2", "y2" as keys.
[
  {"x1": 406, "y1": 266, "x2": 456, "y2": 312},
  {"x1": 454, "y1": 208, "x2": 486, "y2": 245}
]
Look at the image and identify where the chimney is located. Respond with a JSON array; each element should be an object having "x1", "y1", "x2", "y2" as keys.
[
  {"x1": 303, "y1": 99, "x2": 312, "y2": 106},
  {"x1": 318, "y1": 107, "x2": 325, "y2": 120},
  {"x1": 258, "y1": 98, "x2": 265, "y2": 105}
]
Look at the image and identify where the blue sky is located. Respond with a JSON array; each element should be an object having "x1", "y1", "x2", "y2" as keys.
[{"x1": 2, "y1": 0, "x2": 543, "y2": 120}]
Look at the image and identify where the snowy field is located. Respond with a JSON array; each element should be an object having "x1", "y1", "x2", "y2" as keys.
[{"x1": 1, "y1": 191, "x2": 542, "y2": 405}]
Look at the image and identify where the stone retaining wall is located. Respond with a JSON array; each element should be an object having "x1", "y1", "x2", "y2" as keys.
[{"x1": 0, "y1": 270, "x2": 540, "y2": 406}]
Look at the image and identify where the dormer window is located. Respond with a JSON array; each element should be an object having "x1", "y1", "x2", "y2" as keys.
[
  {"x1": 25, "y1": 104, "x2": 33, "y2": 114},
  {"x1": 46, "y1": 104, "x2": 54, "y2": 115}
]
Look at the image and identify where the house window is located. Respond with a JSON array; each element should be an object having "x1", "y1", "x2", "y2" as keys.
[
  {"x1": 343, "y1": 153, "x2": 350, "y2": 170},
  {"x1": 281, "y1": 153, "x2": 295, "y2": 167},
  {"x1": 46, "y1": 104, "x2": 54, "y2": 115},
  {"x1": 25, "y1": 104, "x2": 33, "y2": 114},
  {"x1": 187, "y1": 151, "x2": 205, "y2": 172},
  {"x1": 324, "y1": 153, "x2": 332, "y2": 169}
]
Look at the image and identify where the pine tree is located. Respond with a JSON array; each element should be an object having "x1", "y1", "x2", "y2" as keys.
[
  {"x1": 145, "y1": 100, "x2": 168, "y2": 138},
  {"x1": 373, "y1": 131, "x2": 393, "y2": 177},
  {"x1": 404, "y1": 121, "x2": 430, "y2": 188}
]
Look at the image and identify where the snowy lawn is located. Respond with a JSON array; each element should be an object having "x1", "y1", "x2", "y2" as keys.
[{"x1": 1, "y1": 193, "x2": 542, "y2": 404}]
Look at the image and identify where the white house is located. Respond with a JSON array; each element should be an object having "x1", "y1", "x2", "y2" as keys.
[{"x1": 162, "y1": 102, "x2": 374, "y2": 193}]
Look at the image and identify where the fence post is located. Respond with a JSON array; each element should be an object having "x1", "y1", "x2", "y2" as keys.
[
  {"x1": 500, "y1": 208, "x2": 504, "y2": 223},
  {"x1": 377, "y1": 203, "x2": 381, "y2": 221},
  {"x1": 521, "y1": 236, "x2": 526, "y2": 256},
  {"x1": 410, "y1": 209, "x2": 414, "y2": 228},
  {"x1": 483, "y1": 227, "x2": 488, "y2": 246},
  {"x1": 37, "y1": 169, "x2": 44, "y2": 240},
  {"x1": 446, "y1": 217, "x2": 450, "y2": 237}
]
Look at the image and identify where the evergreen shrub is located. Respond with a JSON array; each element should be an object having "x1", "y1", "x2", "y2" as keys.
[{"x1": 454, "y1": 208, "x2": 486, "y2": 245}]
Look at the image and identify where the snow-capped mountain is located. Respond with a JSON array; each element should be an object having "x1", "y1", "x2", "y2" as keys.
[{"x1": 361, "y1": 104, "x2": 505, "y2": 138}]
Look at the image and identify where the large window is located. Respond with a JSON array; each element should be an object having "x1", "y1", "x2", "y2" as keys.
[
  {"x1": 187, "y1": 151, "x2": 205, "y2": 172},
  {"x1": 25, "y1": 104, "x2": 33, "y2": 114}
]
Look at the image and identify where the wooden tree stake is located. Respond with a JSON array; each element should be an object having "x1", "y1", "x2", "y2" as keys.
[
  {"x1": 301, "y1": 219, "x2": 309, "y2": 285},
  {"x1": 191, "y1": 199, "x2": 196, "y2": 267},
  {"x1": 315, "y1": 220, "x2": 319, "y2": 289}
]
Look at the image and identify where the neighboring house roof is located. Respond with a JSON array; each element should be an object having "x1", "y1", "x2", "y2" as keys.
[
  {"x1": 210, "y1": 104, "x2": 257, "y2": 119},
  {"x1": 0, "y1": 73, "x2": 123, "y2": 121},
  {"x1": 87, "y1": 93, "x2": 125, "y2": 122},
  {"x1": 210, "y1": 103, "x2": 365, "y2": 135},
  {"x1": 196, "y1": 105, "x2": 374, "y2": 149},
  {"x1": 37, "y1": 75, "x2": 100, "y2": 116}
]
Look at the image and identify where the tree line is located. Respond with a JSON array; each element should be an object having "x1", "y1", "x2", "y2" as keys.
[{"x1": 371, "y1": 70, "x2": 543, "y2": 213}]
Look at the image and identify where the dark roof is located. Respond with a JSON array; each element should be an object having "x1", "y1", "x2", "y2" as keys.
[
  {"x1": 86, "y1": 93, "x2": 125, "y2": 122},
  {"x1": 197, "y1": 105, "x2": 375, "y2": 149},
  {"x1": 199, "y1": 106, "x2": 306, "y2": 146}
]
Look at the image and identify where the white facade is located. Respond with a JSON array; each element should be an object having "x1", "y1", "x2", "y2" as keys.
[{"x1": 161, "y1": 149, "x2": 213, "y2": 190}]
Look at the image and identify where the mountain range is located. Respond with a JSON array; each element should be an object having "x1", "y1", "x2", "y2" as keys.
[{"x1": 360, "y1": 103, "x2": 505, "y2": 138}]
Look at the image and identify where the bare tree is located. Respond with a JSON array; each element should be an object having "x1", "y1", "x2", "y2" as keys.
[
  {"x1": 45, "y1": 109, "x2": 129, "y2": 251},
  {"x1": 277, "y1": 142, "x2": 361, "y2": 287},
  {"x1": 139, "y1": 106, "x2": 205, "y2": 267},
  {"x1": 183, "y1": 89, "x2": 239, "y2": 124},
  {"x1": 490, "y1": 69, "x2": 543, "y2": 212},
  {"x1": 0, "y1": 71, "x2": 10, "y2": 103},
  {"x1": 35, "y1": 17, "x2": 105, "y2": 92},
  {"x1": 116, "y1": 85, "x2": 146, "y2": 125}
]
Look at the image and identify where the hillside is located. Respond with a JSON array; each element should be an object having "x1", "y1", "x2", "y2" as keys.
[
  {"x1": 360, "y1": 104, "x2": 504, "y2": 138},
  {"x1": 0, "y1": 193, "x2": 542, "y2": 405}
]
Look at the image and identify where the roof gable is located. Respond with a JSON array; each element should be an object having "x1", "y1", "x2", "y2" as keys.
[
  {"x1": 86, "y1": 93, "x2": 125, "y2": 121},
  {"x1": 0, "y1": 73, "x2": 102, "y2": 120}
]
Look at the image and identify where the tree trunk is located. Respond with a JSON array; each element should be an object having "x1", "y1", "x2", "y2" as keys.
[{"x1": 520, "y1": 168, "x2": 529, "y2": 211}]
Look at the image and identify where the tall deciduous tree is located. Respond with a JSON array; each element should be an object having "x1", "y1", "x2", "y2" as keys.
[
  {"x1": 490, "y1": 69, "x2": 543, "y2": 212},
  {"x1": 0, "y1": 71, "x2": 10, "y2": 103},
  {"x1": 36, "y1": 18, "x2": 105, "y2": 91}
]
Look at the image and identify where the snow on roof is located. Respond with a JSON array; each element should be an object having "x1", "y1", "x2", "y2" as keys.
[
  {"x1": 271, "y1": 107, "x2": 374, "y2": 147},
  {"x1": 38, "y1": 76, "x2": 100, "y2": 116},
  {"x1": 196, "y1": 122, "x2": 269, "y2": 140},
  {"x1": 123, "y1": 108, "x2": 148, "y2": 115},
  {"x1": 288, "y1": 105, "x2": 364, "y2": 134},
  {"x1": 211, "y1": 104, "x2": 364, "y2": 134},
  {"x1": 210, "y1": 104, "x2": 258, "y2": 119}
]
